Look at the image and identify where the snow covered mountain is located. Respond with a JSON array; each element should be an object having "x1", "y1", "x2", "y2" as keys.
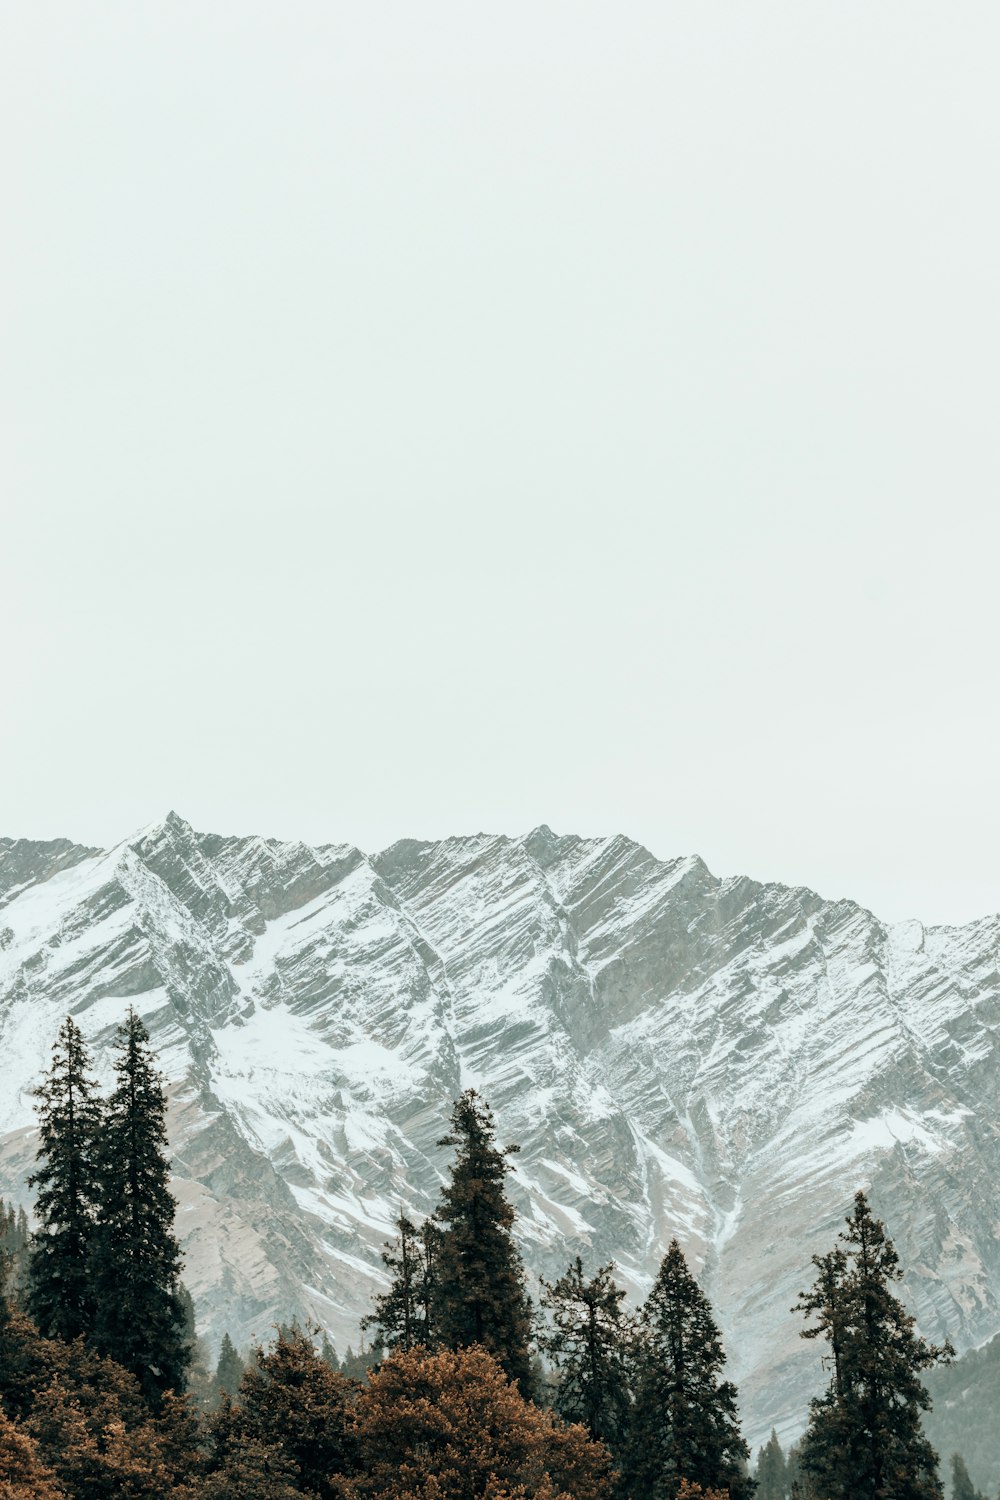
[{"x1": 1, "y1": 813, "x2": 998, "y2": 1444}]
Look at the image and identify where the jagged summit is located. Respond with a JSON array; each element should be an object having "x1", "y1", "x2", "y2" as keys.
[{"x1": 1, "y1": 815, "x2": 998, "y2": 1445}]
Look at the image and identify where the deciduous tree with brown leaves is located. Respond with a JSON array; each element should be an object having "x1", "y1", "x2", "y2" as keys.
[{"x1": 337, "y1": 1344, "x2": 613, "y2": 1500}]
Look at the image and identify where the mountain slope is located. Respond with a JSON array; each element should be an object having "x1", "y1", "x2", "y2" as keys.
[{"x1": 1, "y1": 813, "x2": 997, "y2": 1444}]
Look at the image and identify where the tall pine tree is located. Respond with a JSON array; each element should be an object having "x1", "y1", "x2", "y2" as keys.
[
  {"x1": 624, "y1": 1239, "x2": 751, "y2": 1500},
  {"x1": 89, "y1": 1007, "x2": 188, "y2": 1405},
  {"x1": 951, "y1": 1454, "x2": 986, "y2": 1500},
  {"x1": 27, "y1": 1016, "x2": 102, "y2": 1341},
  {"x1": 539, "y1": 1256, "x2": 634, "y2": 1452},
  {"x1": 755, "y1": 1429, "x2": 788, "y2": 1500},
  {"x1": 212, "y1": 1332, "x2": 245, "y2": 1405},
  {"x1": 433, "y1": 1090, "x2": 534, "y2": 1394},
  {"x1": 795, "y1": 1191, "x2": 952, "y2": 1500}
]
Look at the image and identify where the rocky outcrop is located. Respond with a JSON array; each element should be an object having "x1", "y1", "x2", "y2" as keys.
[{"x1": 1, "y1": 813, "x2": 997, "y2": 1444}]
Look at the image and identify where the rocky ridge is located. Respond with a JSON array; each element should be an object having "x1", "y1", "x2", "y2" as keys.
[{"x1": 1, "y1": 813, "x2": 998, "y2": 1444}]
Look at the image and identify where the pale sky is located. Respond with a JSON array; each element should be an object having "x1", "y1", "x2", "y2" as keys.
[{"x1": 2, "y1": 3, "x2": 998, "y2": 926}]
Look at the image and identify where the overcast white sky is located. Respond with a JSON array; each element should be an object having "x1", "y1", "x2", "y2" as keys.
[{"x1": 2, "y1": 4, "x2": 998, "y2": 925}]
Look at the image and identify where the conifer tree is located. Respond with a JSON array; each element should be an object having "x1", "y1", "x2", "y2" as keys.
[
  {"x1": 27, "y1": 1016, "x2": 102, "y2": 1340},
  {"x1": 795, "y1": 1191, "x2": 953, "y2": 1500},
  {"x1": 624, "y1": 1239, "x2": 751, "y2": 1500},
  {"x1": 201, "y1": 1435, "x2": 302, "y2": 1500},
  {"x1": 209, "y1": 1326, "x2": 358, "y2": 1498},
  {"x1": 951, "y1": 1454, "x2": 986, "y2": 1500},
  {"x1": 89, "y1": 1008, "x2": 188, "y2": 1406},
  {"x1": 539, "y1": 1257, "x2": 634, "y2": 1452},
  {"x1": 364, "y1": 1212, "x2": 440, "y2": 1353},
  {"x1": 211, "y1": 1332, "x2": 245, "y2": 1405},
  {"x1": 0, "y1": 1203, "x2": 30, "y2": 1312},
  {"x1": 364, "y1": 1212, "x2": 421, "y2": 1351},
  {"x1": 433, "y1": 1090, "x2": 534, "y2": 1394},
  {"x1": 755, "y1": 1429, "x2": 788, "y2": 1500}
]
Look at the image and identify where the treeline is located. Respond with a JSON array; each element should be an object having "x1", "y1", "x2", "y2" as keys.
[{"x1": 0, "y1": 1016, "x2": 968, "y2": 1499}]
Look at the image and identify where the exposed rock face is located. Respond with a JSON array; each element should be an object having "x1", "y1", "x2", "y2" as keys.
[{"x1": 1, "y1": 812, "x2": 997, "y2": 1443}]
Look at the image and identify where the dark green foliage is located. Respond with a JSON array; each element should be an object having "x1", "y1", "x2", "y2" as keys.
[
  {"x1": 624, "y1": 1239, "x2": 751, "y2": 1500},
  {"x1": 89, "y1": 1008, "x2": 188, "y2": 1406},
  {"x1": 319, "y1": 1330, "x2": 338, "y2": 1369},
  {"x1": 0, "y1": 1285, "x2": 60, "y2": 1424},
  {"x1": 795, "y1": 1191, "x2": 952, "y2": 1500},
  {"x1": 27, "y1": 1017, "x2": 102, "y2": 1340},
  {"x1": 364, "y1": 1212, "x2": 440, "y2": 1354},
  {"x1": 433, "y1": 1089, "x2": 534, "y2": 1395},
  {"x1": 209, "y1": 1326, "x2": 359, "y2": 1497},
  {"x1": 951, "y1": 1453, "x2": 986, "y2": 1500},
  {"x1": 755, "y1": 1429, "x2": 788, "y2": 1500},
  {"x1": 210, "y1": 1331, "x2": 245, "y2": 1406},
  {"x1": 539, "y1": 1256, "x2": 634, "y2": 1452}
]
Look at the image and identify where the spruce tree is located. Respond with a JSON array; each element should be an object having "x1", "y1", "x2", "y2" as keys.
[
  {"x1": 212, "y1": 1332, "x2": 246, "y2": 1405},
  {"x1": 624, "y1": 1239, "x2": 751, "y2": 1500},
  {"x1": 210, "y1": 1326, "x2": 358, "y2": 1497},
  {"x1": 433, "y1": 1090, "x2": 534, "y2": 1394},
  {"x1": 364, "y1": 1213, "x2": 422, "y2": 1351},
  {"x1": 27, "y1": 1016, "x2": 102, "y2": 1340},
  {"x1": 364, "y1": 1212, "x2": 440, "y2": 1353},
  {"x1": 951, "y1": 1454, "x2": 985, "y2": 1500},
  {"x1": 755, "y1": 1429, "x2": 788, "y2": 1500},
  {"x1": 89, "y1": 1008, "x2": 188, "y2": 1405},
  {"x1": 795, "y1": 1191, "x2": 953, "y2": 1500},
  {"x1": 539, "y1": 1256, "x2": 634, "y2": 1451}
]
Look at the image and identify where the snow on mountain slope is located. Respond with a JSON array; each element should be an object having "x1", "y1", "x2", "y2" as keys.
[{"x1": 1, "y1": 813, "x2": 998, "y2": 1443}]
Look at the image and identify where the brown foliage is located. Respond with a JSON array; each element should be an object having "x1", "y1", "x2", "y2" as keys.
[
  {"x1": 200, "y1": 1437, "x2": 303, "y2": 1500},
  {"x1": 676, "y1": 1484, "x2": 730, "y2": 1500},
  {"x1": 27, "y1": 1378, "x2": 172, "y2": 1500},
  {"x1": 0, "y1": 1407, "x2": 62, "y2": 1500},
  {"x1": 0, "y1": 1309, "x2": 64, "y2": 1424},
  {"x1": 339, "y1": 1344, "x2": 614, "y2": 1500},
  {"x1": 18, "y1": 1342, "x2": 202, "y2": 1500}
]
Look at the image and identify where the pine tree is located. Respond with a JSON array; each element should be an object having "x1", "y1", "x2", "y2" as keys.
[
  {"x1": 785, "y1": 1441, "x2": 805, "y2": 1500},
  {"x1": 201, "y1": 1436, "x2": 302, "y2": 1500},
  {"x1": 539, "y1": 1257, "x2": 634, "y2": 1452},
  {"x1": 755, "y1": 1429, "x2": 788, "y2": 1500},
  {"x1": 364, "y1": 1212, "x2": 439, "y2": 1353},
  {"x1": 951, "y1": 1454, "x2": 985, "y2": 1500},
  {"x1": 364, "y1": 1212, "x2": 421, "y2": 1351},
  {"x1": 89, "y1": 1008, "x2": 188, "y2": 1406},
  {"x1": 27, "y1": 1016, "x2": 102, "y2": 1340},
  {"x1": 0, "y1": 1202, "x2": 30, "y2": 1312},
  {"x1": 339, "y1": 1336, "x2": 385, "y2": 1383},
  {"x1": 624, "y1": 1239, "x2": 751, "y2": 1500},
  {"x1": 433, "y1": 1090, "x2": 534, "y2": 1394},
  {"x1": 209, "y1": 1326, "x2": 358, "y2": 1498},
  {"x1": 212, "y1": 1332, "x2": 245, "y2": 1404},
  {"x1": 795, "y1": 1190, "x2": 953, "y2": 1500}
]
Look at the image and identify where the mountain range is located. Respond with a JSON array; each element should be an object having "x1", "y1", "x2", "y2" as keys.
[{"x1": 1, "y1": 812, "x2": 998, "y2": 1452}]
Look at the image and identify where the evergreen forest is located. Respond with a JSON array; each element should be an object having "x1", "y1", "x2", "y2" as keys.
[{"x1": 0, "y1": 1015, "x2": 981, "y2": 1499}]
